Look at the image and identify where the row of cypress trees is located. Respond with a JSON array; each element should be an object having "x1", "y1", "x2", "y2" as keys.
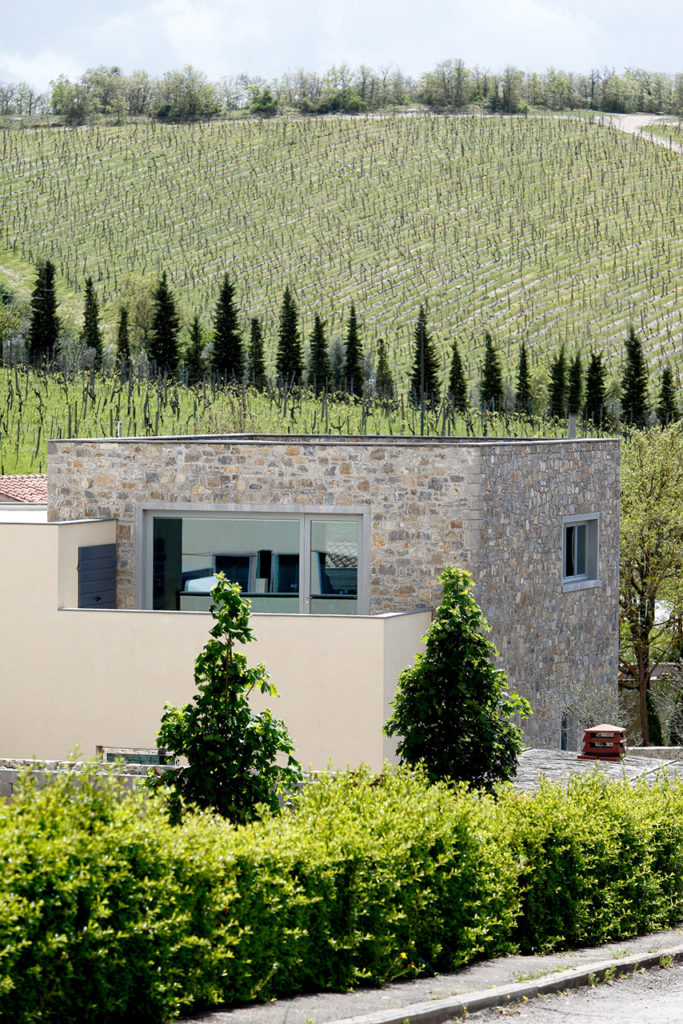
[{"x1": 21, "y1": 260, "x2": 679, "y2": 426}]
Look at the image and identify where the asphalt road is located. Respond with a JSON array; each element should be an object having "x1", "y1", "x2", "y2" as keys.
[{"x1": 468, "y1": 963, "x2": 683, "y2": 1023}]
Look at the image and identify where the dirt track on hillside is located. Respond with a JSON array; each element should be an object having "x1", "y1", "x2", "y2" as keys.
[{"x1": 597, "y1": 112, "x2": 683, "y2": 153}]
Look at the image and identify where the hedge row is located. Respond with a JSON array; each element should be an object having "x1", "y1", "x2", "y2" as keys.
[{"x1": 2, "y1": 766, "x2": 683, "y2": 1023}]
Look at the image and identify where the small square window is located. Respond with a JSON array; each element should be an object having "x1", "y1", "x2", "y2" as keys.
[{"x1": 562, "y1": 514, "x2": 599, "y2": 591}]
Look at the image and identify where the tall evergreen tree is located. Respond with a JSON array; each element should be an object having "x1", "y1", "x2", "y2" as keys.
[
  {"x1": 621, "y1": 325, "x2": 649, "y2": 427},
  {"x1": 149, "y1": 270, "x2": 180, "y2": 376},
  {"x1": 567, "y1": 352, "x2": 583, "y2": 417},
  {"x1": 343, "y1": 304, "x2": 364, "y2": 397},
  {"x1": 184, "y1": 314, "x2": 206, "y2": 386},
  {"x1": 375, "y1": 338, "x2": 394, "y2": 402},
  {"x1": 448, "y1": 338, "x2": 468, "y2": 412},
  {"x1": 247, "y1": 317, "x2": 267, "y2": 390},
  {"x1": 28, "y1": 259, "x2": 59, "y2": 363},
  {"x1": 80, "y1": 276, "x2": 103, "y2": 369},
  {"x1": 547, "y1": 345, "x2": 567, "y2": 418},
  {"x1": 116, "y1": 306, "x2": 131, "y2": 375},
  {"x1": 515, "y1": 341, "x2": 531, "y2": 415},
  {"x1": 211, "y1": 273, "x2": 243, "y2": 381},
  {"x1": 307, "y1": 314, "x2": 331, "y2": 394},
  {"x1": 584, "y1": 351, "x2": 607, "y2": 427},
  {"x1": 479, "y1": 332, "x2": 504, "y2": 412},
  {"x1": 656, "y1": 366, "x2": 678, "y2": 425},
  {"x1": 410, "y1": 305, "x2": 440, "y2": 408},
  {"x1": 276, "y1": 286, "x2": 304, "y2": 386}
]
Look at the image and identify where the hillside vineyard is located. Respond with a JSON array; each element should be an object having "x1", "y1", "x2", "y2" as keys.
[{"x1": 1, "y1": 114, "x2": 682, "y2": 376}]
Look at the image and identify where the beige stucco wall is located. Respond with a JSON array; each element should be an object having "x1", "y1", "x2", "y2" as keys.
[{"x1": 0, "y1": 519, "x2": 428, "y2": 767}]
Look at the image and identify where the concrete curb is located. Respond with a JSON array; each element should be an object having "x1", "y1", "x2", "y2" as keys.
[{"x1": 327, "y1": 944, "x2": 683, "y2": 1024}]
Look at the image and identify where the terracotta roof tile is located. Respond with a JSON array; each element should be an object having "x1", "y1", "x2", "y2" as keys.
[{"x1": 0, "y1": 474, "x2": 48, "y2": 503}]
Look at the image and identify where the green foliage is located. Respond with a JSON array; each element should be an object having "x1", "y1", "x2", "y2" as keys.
[
  {"x1": 547, "y1": 344, "x2": 567, "y2": 418},
  {"x1": 80, "y1": 276, "x2": 103, "y2": 368},
  {"x1": 115, "y1": 305, "x2": 130, "y2": 374},
  {"x1": 247, "y1": 316, "x2": 267, "y2": 389},
  {"x1": 343, "y1": 304, "x2": 364, "y2": 397},
  {"x1": 621, "y1": 325, "x2": 649, "y2": 427},
  {"x1": 184, "y1": 314, "x2": 206, "y2": 385},
  {"x1": 647, "y1": 691, "x2": 664, "y2": 746},
  {"x1": 515, "y1": 341, "x2": 531, "y2": 415},
  {"x1": 567, "y1": 352, "x2": 583, "y2": 417},
  {"x1": 669, "y1": 689, "x2": 683, "y2": 746},
  {"x1": 409, "y1": 305, "x2": 440, "y2": 408},
  {"x1": 211, "y1": 272, "x2": 243, "y2": 380},
  {"x1": 620, "y1": 424, "x2": 683, "y2": 744},
  {"x1": 510, "y1": 773, "x2": 683, "y2": 952},
  {"x1": 28, "y1": 259, "x2": 59, "y2": 363},
  {"x1": 479, "y1": 331, "x2": 505, "y2": 412},
  {"x1": 375, "y1": 338, "x2": 394, "y2": 401},
  {"x1": 276, "y1": 285, "x2": 304, "y2": 386},
  {"x1": 248, "y1": 85, "x2": 278, "y2": 118},
  {"x1": 656, "y1": 365, "x2": 679, "y2": 425},
  {"x1": 307, "y1": 314, "x2": 331, "y2": 394},
  {"x1": 448, "y1": 337, "x2": 468, "y2": 412},
  {"x1": 384, "y1": 568, "x2": 530, "y2": 789},
  {"x1": 153, "y1": 575, "x2": 301, "y2": 824},
  {"x1": 584, "y1": 351, "x2": 607, "y2": 427},
  {"x1": 149, "y1": 271, "x2": 180, "y2": 375}
]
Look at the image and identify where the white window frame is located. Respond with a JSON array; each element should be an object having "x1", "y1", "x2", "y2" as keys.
[
  {"x1": 561, "y1": 513, "x2": 600, "y2": 592},
  {"x1": 137, "y1": 502, "x2": 370, "y2": 614}
]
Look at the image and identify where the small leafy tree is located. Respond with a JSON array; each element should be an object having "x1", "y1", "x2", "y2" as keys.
[
  {"x1": 384, "y1": 568, "x2": 530, "y2": 789},
  {"x1": 153, "y1": 576, "x2": 301, "y2": 823}
]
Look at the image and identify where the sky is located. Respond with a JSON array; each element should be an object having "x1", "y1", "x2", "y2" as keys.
[{"x1": 0, "y1": 0, "x2": 681, "y2": 92}]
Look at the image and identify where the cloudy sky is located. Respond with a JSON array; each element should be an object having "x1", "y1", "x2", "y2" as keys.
[{"x1": 1, "y1": 0, "x2": 680, "y2": 92}]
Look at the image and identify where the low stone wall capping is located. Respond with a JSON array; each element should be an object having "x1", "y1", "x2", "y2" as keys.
[{"x1": 47, "y1": 434, "x2": 620, "y2": 748}]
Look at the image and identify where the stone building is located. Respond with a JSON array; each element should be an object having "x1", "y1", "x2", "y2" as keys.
[{"x1": 47, "y1": 433, "x2": 620, "y2": 748}]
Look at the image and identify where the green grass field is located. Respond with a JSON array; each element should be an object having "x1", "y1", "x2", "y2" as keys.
[{"x1": 1, "y1": 113, "x2": 682, "y2": 387}]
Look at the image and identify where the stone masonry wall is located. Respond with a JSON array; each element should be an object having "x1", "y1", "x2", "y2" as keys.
[
  {"x1": 47, "y1": 434, "x2": 620, "y2": 748},
  {"x1": 475, "y1": 440, "x2": 620, "y2": 747}
]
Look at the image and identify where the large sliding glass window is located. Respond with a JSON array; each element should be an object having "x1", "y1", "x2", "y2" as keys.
[{"x1": 145, "y1": 508, "x2": 366, "y2": 614}]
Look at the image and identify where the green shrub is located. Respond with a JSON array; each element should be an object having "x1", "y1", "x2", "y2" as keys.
[{"x1": 509, "y1": 772, "x2": 683, "y2": 952}]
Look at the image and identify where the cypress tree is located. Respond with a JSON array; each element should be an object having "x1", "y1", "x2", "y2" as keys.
[
  {"x1": 410, "y1": 305, "x2": 440, "y2": 408},
  {"x1": 448, "y1": 338, "x2": 468, "y2": 412},
  {"x1": 621, "y1": 325, "x2": 648, "y2": 427},
  {"x1": 375, "y1": 338, "x2": 394, "y2": 402},
  {"x1": 547, "y1": 345, "x2": 567, "y2": 418},
  {"x1": 211, "y1": 273, "x2": 243, "y2": 381},
  {"x1": 479, "y1": 332, "x2": 504, "y2": 412},
  {"x1": 247, "y1": 317, "x2": 267, "y2": 390},
  {"x1": 584, "y1": 351, "x2": 607, "y2": 427},
  {"x1": 515, "y1": 341, "x2": 531, "y2": 415},
  {"x1": 307, "y1": 314, "x2": 331, "y2": 394},
  {"x1": 656, "y1": 366, "x2": 679, "y2": 425},
  {"x1": 276, "y1": 286, "x2": 304, "y2": 386},
  {"x1": 28, "y1": 259, "x2": 59, "y2": 363},
  {"x1": 116, "y1": 306, "x2": 131, "y2": 375},
  {"x1": 81, "y1": 276, "x2": 103, "y2": 369},
  {"x1": 567, "y1": 352, "x2": 583, "y2": 417},
  {"x1": 343, "y1": 304, "x2": 364, "y2": 397},
  {"x1": 185, "y1": 315, "x2": 206, "y2": 386},
  {"x1": 149, "y1": 271, "x2": 180, "y2": 376}
]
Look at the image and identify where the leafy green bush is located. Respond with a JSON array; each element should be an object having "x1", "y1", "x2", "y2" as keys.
[
  {"x1": 5, "y1": 763, "x2": 683, "y2": 1023},
  {"x1": 509, "y1": 772, "x2": 683, "y2": 952},
  {"x1": 152, "y1": 576, "x2": 301, "y2": 824}
]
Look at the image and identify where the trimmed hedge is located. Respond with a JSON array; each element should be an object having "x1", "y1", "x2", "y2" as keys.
[{"x1": 2, "y1": 766, "x2": 683, "y2": 1023}]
